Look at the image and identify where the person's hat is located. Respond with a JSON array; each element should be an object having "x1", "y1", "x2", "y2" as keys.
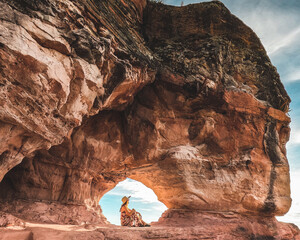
[{"x1": 121, "y1": 196, "x2": 131, "y2": 203}]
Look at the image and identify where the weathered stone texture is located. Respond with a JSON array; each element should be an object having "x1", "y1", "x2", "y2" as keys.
[{"x1": 0, "y1": 0, "x2": 298, "y2": 239}]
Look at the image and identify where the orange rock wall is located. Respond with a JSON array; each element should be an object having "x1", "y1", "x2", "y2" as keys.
[{"x1": 0, "y1": 0, "x2": 297, "y2": 238}]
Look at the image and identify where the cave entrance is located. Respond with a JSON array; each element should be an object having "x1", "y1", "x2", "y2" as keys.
[{"x1": 99, "y1": 178, "x2": 167, "y2": 225}]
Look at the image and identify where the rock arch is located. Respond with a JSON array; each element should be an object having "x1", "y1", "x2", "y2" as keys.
[
  {"x1": 0, "y1": 0, "x2": 295, "y2": 237},
  {"x1": 0, "y1": 70, "x2": 291, "y2": 224}
]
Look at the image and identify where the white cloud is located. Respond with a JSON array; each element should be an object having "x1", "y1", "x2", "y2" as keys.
[
  {"x1": 106, "y1": 178, "x2": 163, "y2": 204},
  {"x1": 286, "y1": 68, "x2": 300, "y2": 82},
  {"x1": 267, "y1": 27, "x2": 300, "y2": 56},
  {"x1": 140, "y1": 208, "x2": 152, "y2": 212},
  {"x1": 289, "y1": 128, "x2": 300, "y2": 145},
  {"x1": 153, "y1": 205, "x2": 168, "y2": 212}
]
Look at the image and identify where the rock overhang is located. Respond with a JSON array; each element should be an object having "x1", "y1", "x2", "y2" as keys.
[{"x1": 0, "y1": 0, "x2": 298, "y2": 238}]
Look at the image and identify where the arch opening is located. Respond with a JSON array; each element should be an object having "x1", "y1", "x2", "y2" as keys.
[{"x1": 100, "y1": 178, "x2": 168, "y2": 225}]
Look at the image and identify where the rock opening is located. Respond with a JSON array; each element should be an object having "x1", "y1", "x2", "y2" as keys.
[{"x1": 100, "y1": 178, "x2": 167, "y2": 225}]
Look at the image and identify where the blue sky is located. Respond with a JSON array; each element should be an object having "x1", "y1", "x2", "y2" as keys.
[
  {"x1": 100, "y1": 179, "x2": 167, "y2": 225},
  {"x1": 101, "y1": 0, "x2": 300, "y2": 226}
]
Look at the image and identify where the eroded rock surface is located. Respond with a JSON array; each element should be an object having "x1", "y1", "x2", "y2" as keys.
[
  {"x1": 0, "y1": 0, "x2": 298, "y2": 239},
  {"x1": 0, "y1": 212, "x2": 299, "y2": 240},
  {"x1": 0, "y1": 0, "x2": 153, "y2": 182}
]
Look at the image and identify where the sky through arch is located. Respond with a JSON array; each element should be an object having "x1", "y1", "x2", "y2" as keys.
[{"x1": 100, "y1": 178, "x2": 168, "y2": 225}]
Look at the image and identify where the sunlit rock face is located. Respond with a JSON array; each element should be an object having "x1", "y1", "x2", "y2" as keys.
[
  {"x1": 0, "y1": 0, "x2": 152, "y2": 182},
  {"x1": 127, "y1": 2, "x2": 292, "y2": 216},
  {"x1": 0, "y1": 0, "x2": 298, "y2": 238}
]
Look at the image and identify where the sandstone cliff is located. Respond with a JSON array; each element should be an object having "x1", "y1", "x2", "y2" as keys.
[{"x1": 0, "y1": 0, "x2": 299, "y2": 239}]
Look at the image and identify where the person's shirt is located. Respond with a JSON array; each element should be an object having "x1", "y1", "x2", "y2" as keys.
[
  {"x1": 121, "y1": 205, "x2": 134, "y2": 216},
  {"x1": 121, "y1": 205, "x2": 130, "y2": 215}
]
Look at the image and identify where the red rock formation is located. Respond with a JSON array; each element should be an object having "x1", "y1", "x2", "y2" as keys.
[
  {"x1": 0, "y1": 0, "x2": 298, "y2": 239},
  {"x1": 0, "y1": 0, "x2": 152, "y2": 181},
  {"x1": 0, "y1": 211, "x2": 299, "y2": 240}
]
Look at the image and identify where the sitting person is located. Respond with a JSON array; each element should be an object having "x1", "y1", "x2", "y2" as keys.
[{"x1": 120, "y1": 196, "x2": 150, "y2": 227}]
